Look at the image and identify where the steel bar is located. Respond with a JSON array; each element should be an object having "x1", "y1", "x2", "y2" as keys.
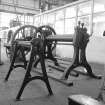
[
  {"x1": 54, "y1": 42, "x2": 73, "y2": 45},
  {"x1": 16, "y1": 34, "x2": 74, "y2": 47},
  {"x1": 46, "y1": 35, "x2": 73, "y2": 42}
]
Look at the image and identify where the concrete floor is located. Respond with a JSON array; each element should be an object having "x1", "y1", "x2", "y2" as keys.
[
  {"x1": 0, "y1": 60, "x2": 104, "y2": 105},
  {"x1": 0, "y1": 36, "x2": 105, "y2": 105}
]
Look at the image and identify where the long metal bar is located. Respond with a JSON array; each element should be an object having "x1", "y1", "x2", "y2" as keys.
[
  {"x1": 55, "y1": 42, "x2": 73, "y2": 45},
  {"x1": 16, "y1": 35, "x2": 73, "y2": 46},
  {"x1": 46, "y1": 35, "x2": 73, "y2": 42}
]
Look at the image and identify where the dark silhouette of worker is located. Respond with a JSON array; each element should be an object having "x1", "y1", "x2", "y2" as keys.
[{"x1": 103, "y1": 31, "x2": 105, "y2": 36}]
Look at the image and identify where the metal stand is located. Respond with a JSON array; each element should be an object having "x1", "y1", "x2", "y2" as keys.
[
  {"x1": 61, "y1": 23, "x2": 101, "y2": 80},
  {"x1": 4, "y1": 42, "x2": 28, "y2": 81},
  {"x1": 5, "y1": 38, "x2": 53, "y2": 100},
  {"x1": 62, "y1": 46, "x2": 101, "y2": 80},
  {"x1": 16, "y1": 38, "x2": 53, "y2": 100}
]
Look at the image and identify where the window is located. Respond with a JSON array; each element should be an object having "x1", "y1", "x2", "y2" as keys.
[
  {"x1": 42, "y1": 14, "x2": 48, "y2": 25},
  {"x1": 48, "y1": 13, "x2": 55, "y2": 26},
  {"x1": 55, "y1": 20, "x2": 64, "y2": 34},
  {"x1": 78, "y1": 2, "x2": 91, "y2": 16},
  {"x1": 34, "y1": 16, "x2": 40, "y2": 26},
  {"x1": 56, "y1": 9, "x2": 64, "y2": 20},
  {"x1": 77, "y1": 15, "x2": 91, "y2": 34},
  {"x1": 65, "y1": 18, "x2": 75, "y2": 34},
  {"x1": 94, "y1": 0, "x2": 105, "y2": 13},
  {"x1": 65, "y1": 6, "x2": 76, "y2": 18},
  {"x1": 93, "y1": 13, "x2": 105, "y2": 37}
]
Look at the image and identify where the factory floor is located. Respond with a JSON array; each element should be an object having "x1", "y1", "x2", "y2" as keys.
[
  {"x1": 0, "y1": 59, "x2": 104, "y2": 105},
  {"x1": 0, "y1": 36, "x2": 105, "y2": 105}
]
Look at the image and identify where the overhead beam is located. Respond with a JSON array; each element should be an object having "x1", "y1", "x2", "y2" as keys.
[{"x1": 0, "y1": 0, "x2": 40, "y2": 15}]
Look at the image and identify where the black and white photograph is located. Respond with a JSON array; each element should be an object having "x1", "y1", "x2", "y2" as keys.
[{"x1": 0, "y1": 0, "x2": 105, "y2": 105}]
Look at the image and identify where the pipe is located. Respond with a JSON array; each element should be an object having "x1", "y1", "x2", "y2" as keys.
[{"x1": 46, "y1": 35, "x2": 73, "y2": 42}]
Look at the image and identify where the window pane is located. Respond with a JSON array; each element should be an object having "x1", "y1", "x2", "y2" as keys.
[
  {"x1": 42, "y1": 14, "x2": 48, "y2": 25},
  {"x1": 55, "y1": 20, "x2": 64, "y2": 34},
  {"x1": 40, "y1": 15, "x2": 43, "y2": 25},
  {"x1": 34, "y1": 16, "x2": 40, "y2": 26},
  {"x1": 94, "y1": 0, "x2": 105, "y2": 13},
  {"x1": 65, "y1": 6, "x2": 76, "y2": 18},
  {"x1": 77, "y1": 15, "x2": 91, "y2": 34},
  {"x1": 56, "y1": 9, "x2": 64, "y2": 20},
  {"x1": 93, "y1": 13, "x2": 105, "y2": 37},
  {"x1": 48, "y1": 13, "x2": 55, "y2": 26},
  {"x1": 78, "y1": 2, "x2": 91, "y2": 16},
  {"x1": 20, "y1": 15, "x2": 25, "y2": 22},
  {"x1": 65, "y1": 18, "x2": 75, "y2": 34},
  {"x1": 29, "y1": 16, "x2": 34, "y2": 23}
]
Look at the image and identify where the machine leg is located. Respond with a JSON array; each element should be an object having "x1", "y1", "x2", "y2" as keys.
[
  {"x1": 61, "y1": 47, "x2": 79, "y2": 79},
  {"x1": 80, "y1": 48, "x2": 102, "y2": 79},
  {"x1": 5, "y1": 45, "x2": 18, "y2": 81},
  {"x1": 47, "y1": 44, "x2": 59, "y2": 66},
  {"x1": 16, "y1": 39, "x2": 53, "y2": 100},
  {"x1": 33, "y1": 58, "x2": 40, "y2": 68},
  {"x1": 16, "y1": 46, "x2": 35, "y2": 100},
  {"x1": 40, "y1": 53, "x2": 53, "y2": 95},
  {"x1": 16, "y1": 77, "x2": 28, "y2": 101}
]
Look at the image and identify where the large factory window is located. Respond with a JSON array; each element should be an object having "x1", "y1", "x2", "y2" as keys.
[
  {"x1": 40, "y1": 15, "x2": 44, "y2": 25},
  {"x1": 54, "y1": 9, "x2": 65, "y2": 34},
  {"x1": 93, "y1": 0, "x2": 105, "y2": 37},
  {"x1": 93, "y1": 13, "x2": 105, "y2": 37},
  {"x1": 55, "y1": 9, "x2": 65, "y2": 20},
  {"x1": 1, "y1": 13, "x2": 16, "y2": 27},
  {"x1": 77, "y1": 1, "x2": 91, "y2": 34},
  {"x1": 29, "y1": 16, "x2": 34, "y2": 25},
  {"x1": 78, "y1": 2, "x2": 91, "y2": 16},
  {"x1": 78, "y1": 15, "x2": 91, "y2": 33},
  {"x1": 41, "y1": 14, "x2": 48, "y2": 25},
  {"x1": 34, "y1": 16, "x2": 40, "y2": 26},
  {"x1": 94, "y1": 0, "x2": 105, "y2": 13},
  {"x1": 47, "y1": 13, "x2": 55, "y2": 27},
  {"x1": 65, "y1": 6, "x2": 76, "y2": 18},
  {"x1": 55, "y1": 20, "x2": 64, "y2": 34},
  {"x1": 65, "y1": 18, "x2": 75, "y2": 34}
]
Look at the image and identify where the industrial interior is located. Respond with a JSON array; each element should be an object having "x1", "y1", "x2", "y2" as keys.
[{"x1": 0, "y1": 0, "x2": 105, "y2": 105}]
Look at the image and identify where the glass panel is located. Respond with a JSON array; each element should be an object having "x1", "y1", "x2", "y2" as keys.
[
  {"x1": 29, "y1": 16, "x2": 34, "y2": 23},
  {"x1": 78, "y1": 2, "x2": 91, "y2": 16},
  {"x1": 65, "y1": 6, "x2": 76, "y2": 18},
  {"x1": 56, "y1": 9, "x2": 64, "y2": 20},
  {"x1": 94, "y1": 0, "x2": 105, "y2": 13},
  {"x1": 77, "y1": 15, "x2": 91, "y2": 34},
  {"x1": 40, "y1": 15, "x2": 43, "y2": 25},
  {"x1": 65, "y1": 18, "x2": 75, "y2": 34},
  {"x1": 42, "y1": 14, "x2": 48, "y2": 25},
  {"x1": 25, "y1": 16, "x2": 28, "y2": 23},
  {"x1": 48, "y1": 13, "x2": 55, "y2": 26},
  {"x1": 55, "y1": 20, "x2": 64, "y2": 34},
  {"x1": 34, "y1": 16, "x2": 41, "y2": 26},
  {"x1": 93, "y1": 13, "x2": 105, "y2": 37},
  {"x1": 20, "y1": 15, "x2": 24, "y2": 22}
]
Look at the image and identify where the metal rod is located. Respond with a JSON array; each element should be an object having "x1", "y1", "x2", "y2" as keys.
[{"x1": 46, "y1": 35, "x2": 73, "y2": 42}]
